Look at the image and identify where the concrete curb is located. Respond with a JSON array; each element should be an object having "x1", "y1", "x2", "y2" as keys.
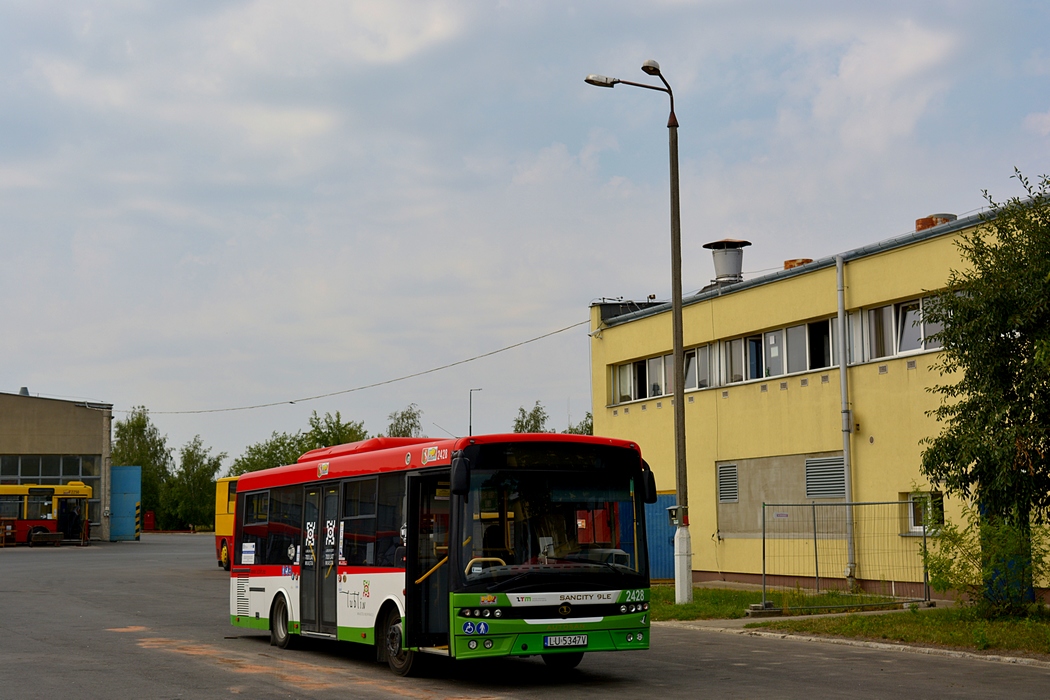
[{"x1": 654, "y1": 620, "x2": 1050, "y2": 669}]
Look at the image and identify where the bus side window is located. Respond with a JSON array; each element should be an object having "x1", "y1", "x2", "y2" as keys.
[
  {"x1": 0, "y1": 495, "x2": 21, "y2": 519},
  {"x1": 240, "y1": 492, "x2": 269, "y2": 565},
  {"x1": 376, "y1": 474, "x2": 404, "y2": 568}
]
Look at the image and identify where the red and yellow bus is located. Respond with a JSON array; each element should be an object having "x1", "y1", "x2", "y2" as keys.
[
  {"x1": 230, "y1": 433, "x2": 657, "y2": 675},
  {"x1": 0, "y1": 482, "x2": 92, "y2": 545},
  {"x1": 215, "y1": 475, "x2": 238, "y2": 570}
]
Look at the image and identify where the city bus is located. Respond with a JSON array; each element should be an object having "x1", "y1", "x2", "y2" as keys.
[
  {"x1": 215, "y1": 475, "x2": 238, "y2": 570},
  {"x1": 0, "y1": 481, "x2": 92, "y2": 545},
  {"x1": 229, "y1": 433, "x2": 657, "y2": 676}
]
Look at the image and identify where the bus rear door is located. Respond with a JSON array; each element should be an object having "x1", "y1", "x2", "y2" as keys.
[{"x1": 300, "y1": 484, "x2": 339, "y2": 636}]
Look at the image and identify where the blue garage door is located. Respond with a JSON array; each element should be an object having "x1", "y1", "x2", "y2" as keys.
[
  {"x1": 110, "y1": 465, "x2": 141, "y2": 541},
  {"x1": 645, "y1": 494, "x2": 677, "y2": 581}
]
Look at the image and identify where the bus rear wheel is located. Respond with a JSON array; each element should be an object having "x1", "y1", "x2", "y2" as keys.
[
  {"x1": 384, "y1": 609, "x2": 419, "y2": 676},
  {"x1": 219, "y1": 540, "x2": 230, "y2": 571},
  {"x1": 542, "y1": 652, "x2": 584, "y2": 671},
  {"x1": 270, "y1": 595, "x2": 295, "y2": 649}
]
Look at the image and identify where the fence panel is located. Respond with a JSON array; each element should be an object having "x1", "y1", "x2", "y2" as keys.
[{"x1": 761, "y1": 501, "x2": 929, "y2": 611}]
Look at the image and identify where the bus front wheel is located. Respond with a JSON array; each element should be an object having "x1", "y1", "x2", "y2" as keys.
[
  {"x1": 542, "y1": 652, "x2": 584, "y2": 671},
  {"x1": 384, "y1": 609, "x2": 418, "y2": 676},
  {"x1": 270, "y1": 595, "x2": 295, "y2": 649}
]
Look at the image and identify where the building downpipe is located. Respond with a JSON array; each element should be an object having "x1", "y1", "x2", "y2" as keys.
[{"x1": 836, "y1": 255, "x2": 857, "y2": 589}]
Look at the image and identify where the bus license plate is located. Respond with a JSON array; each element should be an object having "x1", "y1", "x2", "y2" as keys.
[{"x1": 544, "y1": 634, "x2": 588, "y2": 648}]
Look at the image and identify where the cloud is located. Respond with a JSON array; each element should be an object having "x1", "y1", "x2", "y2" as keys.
[
  {"x1": 207, "y1": 0, "x2": 468, "y2": 68},
  {"x1": 1024, "y1": 109, "x2": 1050, "y2": 137},
  {"x1": 811, "y1": 21, "x2": 958, "y2": 152}
]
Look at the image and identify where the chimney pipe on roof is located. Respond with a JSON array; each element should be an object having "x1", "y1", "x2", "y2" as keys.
[
  {"x1": 915, "y1": 213, "x2": 957, "y2": 232},
  {"x1": 703, "y1": 239, "x2": 751, "y2": 284},
  {"x1": 18, "y1": 387, "x2": 29, "y2": 396}
]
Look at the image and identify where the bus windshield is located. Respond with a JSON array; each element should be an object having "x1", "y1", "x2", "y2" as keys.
[{"x1": 455, "y1": 444, "x2": 648, "y2": 592}]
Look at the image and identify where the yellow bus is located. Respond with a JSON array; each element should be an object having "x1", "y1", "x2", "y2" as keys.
[
  {"x1": 214, "y1": 475, "x2": 238, "y2": 570},
  {"x1": 0, "y1": 482, "x2": 92, "y2": 545}
]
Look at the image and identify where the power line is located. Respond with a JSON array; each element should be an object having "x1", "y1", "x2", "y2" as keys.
[{"x1": 141, "y1": 319, "x2": 589, "y2": 415}]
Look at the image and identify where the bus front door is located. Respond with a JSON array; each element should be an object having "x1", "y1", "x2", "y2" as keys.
[
  {"x1": 300, "y1": 484, "x2": 340, "y2": 636},
  {"x1": 405, "y1": 470, "x2": 451, "y2": 650}
]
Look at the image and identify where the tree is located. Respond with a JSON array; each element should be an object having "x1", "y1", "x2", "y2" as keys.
[
  {"x1": 166, "y1": 436, "x2": 226, "y2": 530},
  {"x1": 229, "y1": 430, "x2": 310, "y2": 476},
  {"x1": 386, "y1": 404, "x2": 424, "y2": 438},
  {"x1": 513, "y1": 401, "x2": 552, "y2": 433},
  {"x1": 563, "y1": 412, "x2": 593, "y2": 436},
  {"x1": 303, "y1": 410, "x2": 368, "y2": 450},
  {"x1": 230, "y1": 411, "x2": 369, "y2": 476},
  {"x1": 111, "y1": 406, "x2": 174, "y2": 521},
  {"x1": 920, "y1": 170, "x2": 1050, "y2": 612}
]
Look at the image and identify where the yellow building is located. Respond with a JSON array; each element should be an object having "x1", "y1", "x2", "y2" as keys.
[{"x1": 590, "y1": 212, "x2": 969, "y2": 589}]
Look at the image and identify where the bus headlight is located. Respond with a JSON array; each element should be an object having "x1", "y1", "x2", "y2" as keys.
[
  {"x1": 494, "y1": 609, "x2": 503, "y2": 618},
  {"x1": 620, "y1": 605, "x2": 627, "y2": 614}
]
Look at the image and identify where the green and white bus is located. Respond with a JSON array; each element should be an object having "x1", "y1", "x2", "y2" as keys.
[{"x1": 230, "y1": 433, "x2": 657, "y2": 675}]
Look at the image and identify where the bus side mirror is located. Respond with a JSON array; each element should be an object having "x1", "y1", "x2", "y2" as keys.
[
  {"x1": 451, "y1": 456, "x2": 470, "y2": 496},
  {"x1": 643, "y1": 468, "x2": 658, "y2": 504}
]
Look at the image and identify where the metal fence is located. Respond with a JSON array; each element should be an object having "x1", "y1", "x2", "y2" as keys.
[{"x1": 761, "y1": 501, "x2": 929, "y2": 610}]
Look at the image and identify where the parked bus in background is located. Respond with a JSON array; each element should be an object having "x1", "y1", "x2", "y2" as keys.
[
  {"x1": 215, "y1": 475, "x2": 238, "y2": 570},
  {"x1": 230, "y1": 433, "x2": 657, "y2": 676},
  {"x1": 0, "y1": 482, "x2": 92, "y2": 545}
]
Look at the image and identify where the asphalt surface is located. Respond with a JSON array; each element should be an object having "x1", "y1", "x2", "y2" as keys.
[{"x1": 1, "y1": 534, "x2": 1048, "y2": 699}]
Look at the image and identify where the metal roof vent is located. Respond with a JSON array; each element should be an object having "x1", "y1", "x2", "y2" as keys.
[
  {"x1": 18, "y1": 386, "x2": 29, "y2": 396},
  {"x1": 703, "y1": 239, "x2": 752, "y2": 284}
]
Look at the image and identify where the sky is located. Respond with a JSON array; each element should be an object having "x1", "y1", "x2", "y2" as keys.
[{"x1": 3, "y1": 1, "x2": 1049, "y2": 472}]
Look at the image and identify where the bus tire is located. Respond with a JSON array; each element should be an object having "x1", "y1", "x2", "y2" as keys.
[
  {"x1": 383, "y1": 609, "x2": 419, "y2": 676},
  {"x1": 270, "y1": 595, "x2": 295, "y2": 649},
  {"x1": 542, "y1": 652, "x2": 584, "y2": 671},
  {"x1": 219, "y1": 540, "x2": 231, "y2": 571}
]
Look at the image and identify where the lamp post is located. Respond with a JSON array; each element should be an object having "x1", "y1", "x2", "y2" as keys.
[
  {"x1": 586, "y1": 60, "x2": 692, "y2": 604},
  {"x1": 469, "y1": 388, "x2": 482, "y2": 436}
]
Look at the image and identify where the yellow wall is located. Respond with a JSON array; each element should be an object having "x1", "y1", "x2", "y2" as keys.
[{"x1": 590, "y1": 224, "x2": 971, "y2": 581}]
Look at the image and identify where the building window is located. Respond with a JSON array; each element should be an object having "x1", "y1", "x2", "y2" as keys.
[
  {"x1": 648, "y1": 356, "x2": 665, "y2": 398},
  {"x1": 805, "y1": 456, "x2": 845, "y2": 499},
  {"x1": 808, "y1": 320, "x2": 832, "y2": 369},
  {"x1": 866, "y1": 298, "x2": 943, "y2": 361},
  {"x1": 726, "y1": 337, "x2": 744, "y2": 383},
  {"x1": 746, "y1": 335, "x2": 764, "y2": 380},
  {"x1": 868, "y1": 305, "x2": 895, "y2": 359},
  {"x1": 786, "y1": 324, "x2": 807, "y2": 373},
  {"x1": 718, "y1": 464, "x2": 739, "y2": 503},
  {"x1": 764, "y1": 329, "x2": 784, "y2": 376},
  {"x1": 907, "y1": 492, "x2": 944, "y2": 533},
  {"x1": 0, "y1": 454, "x2": 103, "y2": 526}
]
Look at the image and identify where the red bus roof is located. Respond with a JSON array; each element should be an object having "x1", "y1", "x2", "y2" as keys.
[{"x1": 236, "y1": 433, "x2": 641, "y2": 493}]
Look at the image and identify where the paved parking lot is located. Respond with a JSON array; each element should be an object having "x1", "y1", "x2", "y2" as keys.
[{"x1": 2, "y1": 534, "x2": 1049, "y2": 699}]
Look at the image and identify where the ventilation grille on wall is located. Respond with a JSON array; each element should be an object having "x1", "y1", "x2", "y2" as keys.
[
  {"x1": 718, "y1": 464, "x2": 739, "y2": 503},
  {"x1": 805, "y1": 456, "x2": 846, "y2": 499}
]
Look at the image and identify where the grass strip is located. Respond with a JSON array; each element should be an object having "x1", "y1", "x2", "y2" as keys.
[
  {"x1": 649, "y1": 586, "x2": 898, "y2": 621},
  {"x1": 748, "y1": 606, "x2": 1050, "y2": 655}
]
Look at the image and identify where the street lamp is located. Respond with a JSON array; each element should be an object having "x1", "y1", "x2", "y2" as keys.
[
  {"x1": 586, "y1": 60, "x2": 692, "y2": 604},
  {"x1": 469, "y1": 388, "x2": 482, "y2": 436}
]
